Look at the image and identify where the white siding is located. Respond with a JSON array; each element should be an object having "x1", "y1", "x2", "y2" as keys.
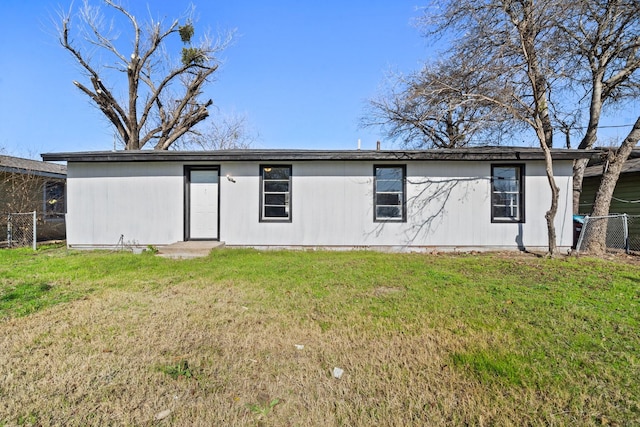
[
  {"x1": 66, "y1": 162, "x2": 185, "y2": 247},
  {"x1": 66, "y1": 159, "x2": 575, "y2": 250},
  {"x1": 217, "y1": 160, "x2": 574, "y2": 250}
]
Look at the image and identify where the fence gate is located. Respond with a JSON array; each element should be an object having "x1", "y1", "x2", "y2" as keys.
[{"x1": 7, "y1": 211, "x2": 37, "y2": 250}]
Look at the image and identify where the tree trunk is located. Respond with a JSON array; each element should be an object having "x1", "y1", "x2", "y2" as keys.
[
  {"x1": 572, "y1": 158, "x2": 588, "y2": 214},
  {"x1": 572, "y1": 79, "x2": 604, "y2": 214},
  {"x1": 531, "y1": 78, "x2": 559, "y2": 257},
  {"x1": 581, "y1": 115, "x2": 640, "y2": 255},
  {"x1": 518, "y1": 25, "x2": 558, "y2": 256},
  {"x1": 507, "y1": 0, "x2": 559, "y2": 257},
  {"x1": 540, "y1": 139, "x2": 559, "y2": 256}
]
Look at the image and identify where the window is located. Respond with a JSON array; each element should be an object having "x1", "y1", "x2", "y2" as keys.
[
  {"x1": 260, "y1": 165, "x2": 291, "y2": 221},
  {"x1": 44, "y1": 181, "x2": 65, "y2": 220},
  {"x1": 491, "y1": 165, "x2": 524, "y2": 222},
  {"x1": 374, "y1": 165, "x2": 406, "y2": 222}
]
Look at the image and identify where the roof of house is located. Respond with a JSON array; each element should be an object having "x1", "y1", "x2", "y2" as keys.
[
  {"x1": 0, "y1": 155, "x2": 67, "y2": 178},
  {"x1": 584, "y1": 156, "x2": 640, "y2": 178},
  {"x1": 41, "y1": 147, "x2": 596, "y2": 163}
]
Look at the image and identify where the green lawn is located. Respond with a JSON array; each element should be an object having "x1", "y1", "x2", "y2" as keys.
[{"x1": 0, "y1": 245, "x2": 639, "y2": 425}]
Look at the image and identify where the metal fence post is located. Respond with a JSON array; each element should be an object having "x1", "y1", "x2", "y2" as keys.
[
  {"x1": 622, "y1": 213, "x2": 629, "y2": 254},
  {"x1": 576, "y1": 215, "x2": 589, "y2": 252},
  {"x1": 7, "y1": 214, "x2": 11, "y2": 248},
  {"x1": 32, "y1": 211, "x2": 37, "y2": 251}
]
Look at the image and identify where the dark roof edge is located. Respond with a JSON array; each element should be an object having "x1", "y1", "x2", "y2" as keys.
[
  {"x1": 0, "y1": 166, "x2": 67, "y2": 179},
  {"x1": 1, "y1": 155, "x2": 67, "y2": 175},
  {"x1": 584, "y1": 156, "x2": 640, "y2": 177},
  {"x1": 42, "y1": 148, "x2": 597, "y2": 163}
]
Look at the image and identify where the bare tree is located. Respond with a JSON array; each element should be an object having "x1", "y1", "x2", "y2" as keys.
[
  {"x1": 410, "y1": 0, "x2": 563, "y2": 255},
  {"x1": 58, "y1": 0, "x2": 233, "y2": 150},
  {"x1": 1, "y1": 171, "x2": 42, "y2": 215},
  {"x1": 556, "y1": 0, "x2": 640, "y2": 214},
  {"x1": 365, "y1": 57, "x2": 519, "y2": 148},
  {"x1": 180, "y1": 112, "x2": 257, "y2": 150},
  {"x1": 580, "y1": 117, "x2": 640, "y2": 254},
  {"x1": 550, "y1": 0, "x2": 640, "y2": 254},
  {"x1": 373, "y1": 0, "x2": 639, "y2": 255}
]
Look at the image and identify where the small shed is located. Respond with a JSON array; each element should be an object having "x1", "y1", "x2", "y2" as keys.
[{"x1": 42, "y1": 147, "x2": 593, "y2": 252}]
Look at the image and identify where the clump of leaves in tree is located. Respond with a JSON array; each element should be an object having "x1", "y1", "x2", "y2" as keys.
[
  {"x1": 178, "y1": 23, "x2": 204, "y2": 66},
  {"x1": 178, "y1": 23, "x2": 194, "y2": 43},
  {"x1": 181, "y1": 47, "x2": 205, "y2": 65}
]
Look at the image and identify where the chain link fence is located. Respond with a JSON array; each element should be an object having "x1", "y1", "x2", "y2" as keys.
[
  {"x1": 4, "y1": 211, "x2": 37, "y2": 250},
  {"x1": 576, "y1": 214, "x2": 640, "y2": 254}
]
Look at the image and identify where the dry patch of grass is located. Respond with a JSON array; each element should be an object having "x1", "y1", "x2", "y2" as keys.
[
  {"x1": 1, "y1": 284, "x2": 462, "y2": 425},
  {"x1": 0, "y1": 248, "x2": 639, "y2": 425}
]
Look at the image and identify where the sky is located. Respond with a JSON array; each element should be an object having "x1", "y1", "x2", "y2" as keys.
[
  {"x1": 0, "y1": 0, "x2": 429, "y2": 158},
  {"x1": 1, "y1": 1, "x2": 637, "y2": 160}
]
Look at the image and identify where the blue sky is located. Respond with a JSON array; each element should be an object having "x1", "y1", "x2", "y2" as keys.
[
  {"x1": 0, "y1": 0, "x2": 428, "y2": 158},
  {"x1": 1, "y1": 1, "x2": 636, "y2": 159}
]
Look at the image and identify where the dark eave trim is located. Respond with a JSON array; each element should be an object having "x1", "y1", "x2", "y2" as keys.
[
  {"x1": 0, "y1": 166, "x2": 67, "y2": 179},
  {"x1": 42, "y1": 148, "x2": 597, "y2": 163}
]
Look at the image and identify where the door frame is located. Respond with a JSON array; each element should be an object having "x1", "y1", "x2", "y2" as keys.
[{"x1": 184, "y1": 165, "x2": 221, "y2": 241}]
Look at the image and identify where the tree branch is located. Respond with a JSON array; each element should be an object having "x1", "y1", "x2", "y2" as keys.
[{"x1": 58, "y1": 1, "x2": 231, "y2": 150}]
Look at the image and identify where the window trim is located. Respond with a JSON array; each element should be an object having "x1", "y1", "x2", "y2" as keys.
[
  {"x1": 491, "y1": 164, "x2": 525, "y2": 223},
  {"x1": 259, "y1": 164, "x2": 292, "y2": 223},
  {"x1": 373, "y1": 164, "x2": 407, "y2": 223},
  {"x1": 43, "y1": 180, "x2": 66, "y2": 222}
]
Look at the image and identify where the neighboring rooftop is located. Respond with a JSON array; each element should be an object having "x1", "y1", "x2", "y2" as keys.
[
  {"x1": 584, "y1": 156, "x2": 640, "y2": 178},
  {"x1": 41, "y1": 147, "x2": 597, "y2": 163},
  {"x1": 0, "y1": 155, "x2": 67, "y2": 178}
]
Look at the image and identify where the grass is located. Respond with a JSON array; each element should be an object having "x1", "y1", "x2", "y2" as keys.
[
  {"x1": 158, "y1": 360, "x2": 196, "y2": 380},
  {"x1": 0, "y1": 245, "x2": 639, "y2": 425}
]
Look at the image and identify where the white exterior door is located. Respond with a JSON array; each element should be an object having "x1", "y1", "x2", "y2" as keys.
[{"x1": 189, "y1": 169, "x2": 219, "y2": 239}]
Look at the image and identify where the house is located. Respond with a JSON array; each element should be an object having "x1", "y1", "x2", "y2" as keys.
[
  {"x1": 0, "y1": 155, "x2": 67, "y2": 242},
  {"x1": 41, "y1": 147, "x2": 593, "y2": 252},
  {"x1": 579, "y1": 150, "x2": 640, "y2": 216},
  {"x1": 579, "y1": 151, "x2": 640, "y2": 251}
]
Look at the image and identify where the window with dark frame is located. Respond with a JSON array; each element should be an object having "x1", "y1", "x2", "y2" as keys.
[
  {"x1": 44, "y1": 181, "x2": 65, "y2": 220},
  {"x1": 491, "y1": 165, "x2": 524, "y2": 222},
  {"x1": 260, "y1": 165, "x2": 291, "y2": 221},
  {"x1": 374, "y1": 165, "x2": 405, "y2": 222}
]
